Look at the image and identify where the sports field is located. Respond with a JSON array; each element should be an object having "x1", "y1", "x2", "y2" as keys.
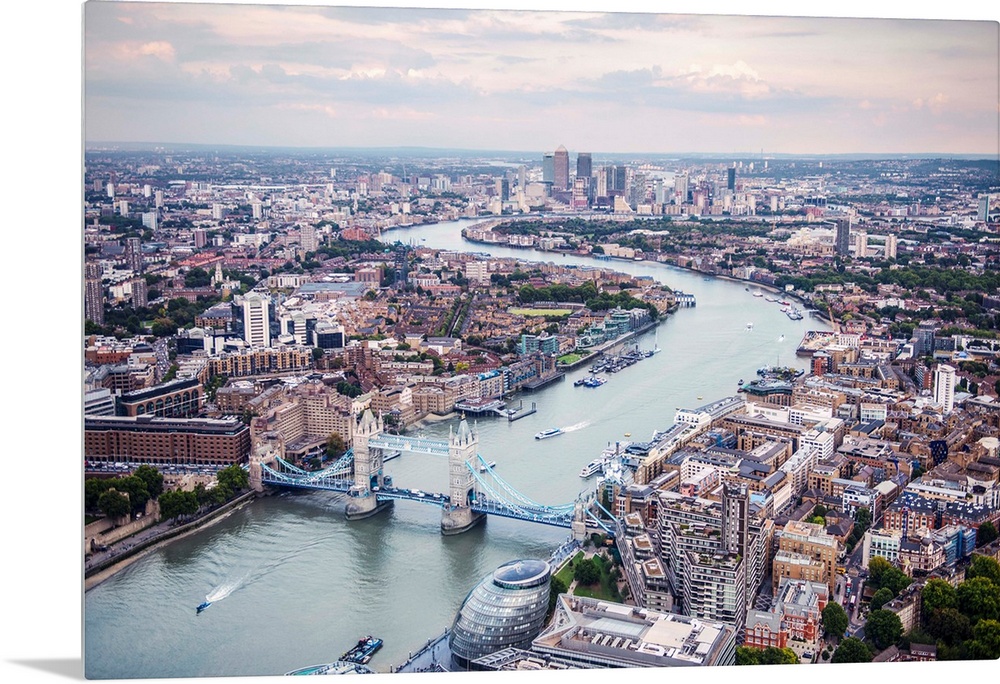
[{"x1": 508, "y1": 308, "x2": 573, "y2": 317}]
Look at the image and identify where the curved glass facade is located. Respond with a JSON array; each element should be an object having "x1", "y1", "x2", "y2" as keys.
[{"x1": 449, "y1": 559, "x2": 552, "y2": 668}]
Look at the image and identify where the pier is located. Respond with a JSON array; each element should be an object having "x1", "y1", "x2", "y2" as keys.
[{"x1": 505, "y1": 400, "x2": 537, "y2": 422}]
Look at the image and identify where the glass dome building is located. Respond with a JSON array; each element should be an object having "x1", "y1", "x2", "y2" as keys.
[{"x1": 449, "y1": 559, "x2": 552, "y2": 668}]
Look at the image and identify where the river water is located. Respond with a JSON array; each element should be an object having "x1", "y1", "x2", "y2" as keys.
[{"x1": 84, "y1": 218, "x2": 830, "y2": 679}]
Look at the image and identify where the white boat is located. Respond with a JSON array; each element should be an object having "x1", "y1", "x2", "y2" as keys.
[
  {"x1": 535, "y1": 428, "x2": 563, "y2": 440},
  {"x1": 479, "y1": 460, "x2": 497, "y2": 472},
  {"x1": 579, "y1": 458, "x2": 605, "y2": 478},
  {"x1": 746, "y1": 322, "x2": 753, "y2": 331}
]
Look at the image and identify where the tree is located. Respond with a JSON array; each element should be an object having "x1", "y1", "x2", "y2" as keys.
[
  {"x1": 312, "y1": 347, "x2": 325, "y2": 361},
  {"x1": 548, "y1": 575, "x2": 568, "y2": 615},
  {"x1": 854, "y1": 506, "x2": 872, "y2": 532},
  {"x1": 957, "y1": 576, "x2": 1000, "y2": 624},
  {"x1": 831, "y1": 637, "x2": 872, "y2": 663},
  {"x1": 868, "y1": 556, "x2": 892, "y2": 588},
  {"x1": 880, "y1": 567, "x2": 913, "y2": 596},
  {"x1": 926, "y1": 607, "x2": 972, "y2": 646},
  {"x1": 573, "y1": 557, "x2": 601, "y2": 585},
  {"x1": 866, "y1": 609, "x2": 903, "y2": 650},
  {"x1": 758, "y1": 646, "x2": 799, "y2": 665},
  {"x1": 326, "y1": 433, "x2": 347, "y2": 460},
  {"x1": 870, "y1": 587, "x2": 894, "y2": 611},
  {"x1": 98, "y1": 489, "x2": 131, "y2": 519},
  {"x1": 133, "y1": 464, "x2": 164, "y2": 499},
  {"x1": 159, "y1": 489, "x2": 199, "y2": 521},
  {"x1": 216, "y1": 464, "x2": 249, "y2": 494},
  {"x1": 921, "y1": 578, "x2": 957, "y2": 620},
  {"x1": 85, "y1": 477, "x2": 113, "y2": 511},
  {"x1": 977, "y1": 522, "x2": 999, "y2": 548},
  {"x1": 966, "y1": 555, "x2": 1000, "y2": 586},
  {"x1": 115, "y1": 475, "x2": 151, "y2": 515},
  {"x1": 735, "y1": 647, "x2": 760, "y2": 666},
  {"x1": 822, "y1": 601, "x2": 849, "y2": 639},
  {"x1": 966, "y1": 619, "x2": 1000, "y2": 660}
]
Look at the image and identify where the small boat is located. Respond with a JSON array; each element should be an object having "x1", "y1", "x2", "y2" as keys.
[
  {"x1": 746, "y1": 322, "x2": 753, "y2": 331},
  {"x1": 479, "y1": 460, "x2": 497, "y2": 472},
  {"x1": 697, "y1": 396, "x2": 703, "y2": 400},
  {"x1": 535, "y1": 428, "x2": 563, "y2": 440},
  {"x1": 753, "y1": 291, "x2": 763, "y2": 298},
  {"x1": 574, "y1": 378, "x2": 587, "y2": 387},
  {"x1": 579, "y1": 458, "x2": 605, "y2": 478},
  {"x1": 196, "y1": 601, "x2": 212, "y2": 614},
  {"x1": 341, "y1": 636, "x2": 383, "y2": 665}
]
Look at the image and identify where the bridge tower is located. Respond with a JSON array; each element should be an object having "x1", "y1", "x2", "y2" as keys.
[
  {"x1": 345, "y1": 409, "x2": 392, "y2": 520},
  {"x1": 441, "y1": 417, "x2": 485, "y2": 535},
  {"x1": 571, "y1": 496, "x2": 588, "y2": 542}
]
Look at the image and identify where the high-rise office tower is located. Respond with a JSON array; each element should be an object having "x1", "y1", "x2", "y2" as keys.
[
  {"x1": 85, "y1": 262, "x2": 104, "y2": 325},
  {"x1": 576, "y1": 153, "x2": 592, "y2": 186},
  {"x1": 496, "y1": 178, "x2": 510, "y2": 201},
  {"x1": 518, "y1": 165, "x2": 526, "y2": 189},
  {"x1": 554, "y1": 145, "x2": 569, "y2": 191},
  {"x1": 193, "y1": 229, "x2": 207, "y2": 249},
  {"x1": 124, "y1": 237, "x2": 143, "y2": 273},
  {"x1": 154, "y1": 190, "x2": 163, "y2": 208},
  {"x1": 542, "y1": 153, "x2": 555, "y2": 185},
  {"x1": 612, "y1": 165, "x2": 627, "y2": 193},
  {"x1": 727, "y1": 166, "x2": 736, "y2": 191},
  {"x1": 675, "y1": 174, "x2": 689, "y2": 203},
  {"x1": 934, "y1": 364, "x2": 956, "y2": 413},
  {"x1": 834, "y1": 218, "x2": 851, "y2": 256},
  {"x1": 242, "y1": 292, "x2": 271, "y2": 348}
]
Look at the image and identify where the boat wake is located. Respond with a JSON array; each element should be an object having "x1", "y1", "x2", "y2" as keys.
[
  {"x1": 562, "y1": 421, "x2": 590, "y2": 433},
  {"x1": 205, "y1": 575, "x2": 246, "y2": 602}
]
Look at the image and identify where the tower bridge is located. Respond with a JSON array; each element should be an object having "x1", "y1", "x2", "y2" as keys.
[{"x1": 250, "y1": 409, "x2": 609, "y2": 539}]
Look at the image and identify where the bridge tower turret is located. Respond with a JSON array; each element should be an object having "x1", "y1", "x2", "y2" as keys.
[
  {"x1": 441, "y1": 417, "x2": 485, "y2": 535},
  {"x1": 345, "y1": 409, "x2": 392, "y2": 520}
]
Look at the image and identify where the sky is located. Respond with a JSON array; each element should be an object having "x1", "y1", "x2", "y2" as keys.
[{"x1": 83, "y1": 0, "x2": 1000, "y2": 155}]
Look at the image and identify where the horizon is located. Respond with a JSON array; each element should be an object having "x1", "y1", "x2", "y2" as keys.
[{"x1": 83, "y1": 141, "x2": 1000, "y2": 162}]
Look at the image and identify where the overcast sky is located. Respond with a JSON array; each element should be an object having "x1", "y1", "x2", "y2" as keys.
[{"x1": 83, "y1": 1, "x2": 999, "y2": 155}]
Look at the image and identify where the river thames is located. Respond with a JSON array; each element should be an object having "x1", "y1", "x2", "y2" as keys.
[{"x1": 84, "y1": 218, "x2": 831, "y2": 679}]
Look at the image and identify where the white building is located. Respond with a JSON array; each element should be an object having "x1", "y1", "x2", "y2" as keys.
[
  {"x1": 934, "y1": 364, "x2": 956, "y2": 413},
  {"x1": 242, "y1": 292, "x2": 272, "y2": 348}
]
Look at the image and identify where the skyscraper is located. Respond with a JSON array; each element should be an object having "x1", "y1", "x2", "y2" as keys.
[
  {"x1": 85, "y1": 262, "x2": 104, "y2": 325},
  {"x1": 834, "y1": 218, "x2": 851, "y2": 256},
  {"x1": 542, "y1": 153, "x2": 555, "y2": 185},
  {"x1": 576, "y1": 152, "x2": 592, "y2": 187},
  {"x1": 934, "y1": 364, "x2": 956, "y2": 413},
  {"x1": 854, "y1": 232, "x2": 868, "y2": 258},
  {"x1": 727, "y1": 166, "x2": 736, "y2": 191},
  {"x1": 242, "y1": 292, "x2": 271, "y2": 348},
  {"x1": 553, "y1": 145, "x2": 569, "y2": 191}
]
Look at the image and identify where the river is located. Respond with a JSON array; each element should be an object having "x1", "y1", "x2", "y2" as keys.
[{"x1": 83, "y1": 218, "x2": 830, "y2": 679}]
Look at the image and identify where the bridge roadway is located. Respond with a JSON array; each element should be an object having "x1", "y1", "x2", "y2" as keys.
[{"x1": 257, "y1": 447, "x2": 587, "y2": 529}]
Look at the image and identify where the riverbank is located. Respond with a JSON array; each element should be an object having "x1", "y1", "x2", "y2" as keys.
[{"x1": 85, "y1": 490, "x2": 257, "y2": 592}]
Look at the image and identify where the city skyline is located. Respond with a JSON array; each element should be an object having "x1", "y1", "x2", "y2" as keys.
[{"x1": 84, "y1": 1, "x2": 999, "y2": 156}]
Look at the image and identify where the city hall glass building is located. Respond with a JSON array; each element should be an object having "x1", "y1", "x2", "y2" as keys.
[{"x1": 449, "y1": 559, "x2": 552, "y2": 668}]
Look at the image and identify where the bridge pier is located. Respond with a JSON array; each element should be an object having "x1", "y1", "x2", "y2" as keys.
[
  {"x1": 440, "y1": 507, "x2": 485, "y2": 535},
  {"x1": 345, "y1": 493, "x2": 393, "y2": 520}
]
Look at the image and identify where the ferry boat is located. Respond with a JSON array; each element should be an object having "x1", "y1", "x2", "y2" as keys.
[
  {"x1": 752, "y1": 291, "x2": 764, "y2": 298},
  {"x1": 573, "y1": 378, "x2": 587, "y2": 387},
  {"x1": 535, "y1": 427, "x2": 563, "y2": 440},
  {"x1": 341, "y1": 636, "x2": 383, "y2": 665},
  {"x1": 479, "y1": 460, "x2": 497, "y2": 472},
  {"x1": 579, "y1": 458, "x2": 605, "y2": 478},
  {"x1": 196, "y1": 601, "x2": 211, "y2": 614},
  {"x1": 582, "y1": 376, "x2": 607, "y2": 388}
]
